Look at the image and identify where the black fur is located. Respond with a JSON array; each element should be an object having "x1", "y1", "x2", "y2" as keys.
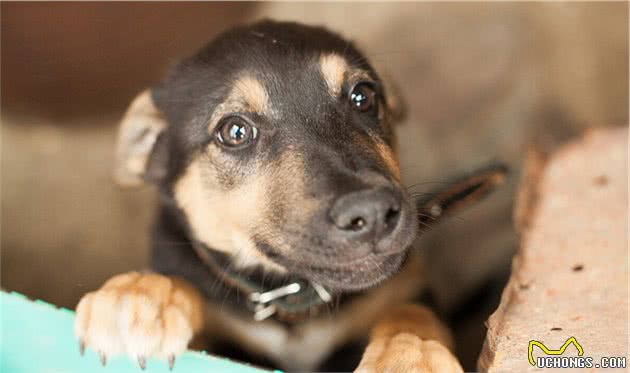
[
  {"x1": 129, "y1": 19, "x2": 508, "y2": 371},
  {"x1": 146, "y1": 20, "x2": 417, "y2": 292},
  {"x1": 143, "y1": 20, "x2": 421, "y2": 370}
]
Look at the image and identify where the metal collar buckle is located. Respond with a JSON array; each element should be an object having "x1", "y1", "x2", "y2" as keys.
[{"x1": 248, "y1": 282, "x2": 332, "y2": 321}]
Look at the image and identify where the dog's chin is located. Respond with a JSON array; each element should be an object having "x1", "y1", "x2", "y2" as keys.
[
  {"x1": 301, "y1": 251, "x2": 408, "y2": 292},
  {"x1": 257, "y1": 245, "x2": 409, "y2": 292},
  {"x1": 254, "y1": 216, "x2": 416, "y2": 292}
]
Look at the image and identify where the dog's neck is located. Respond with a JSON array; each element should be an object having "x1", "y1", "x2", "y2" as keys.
[
  {"x1": 150, "y1": 203, "x2": 346, "y2": 324},
  {"x1": 190, "y1": 239, "x2": 339, "y2": 322}
]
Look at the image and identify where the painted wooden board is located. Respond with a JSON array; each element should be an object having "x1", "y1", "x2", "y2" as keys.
[{"x1": 0, "y1": 291, "x2": 270, "y2": 373}]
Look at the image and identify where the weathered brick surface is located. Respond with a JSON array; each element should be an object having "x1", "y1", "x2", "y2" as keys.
[{"x1": 479, "y1": 127, "x2": 628, "y2": 372}]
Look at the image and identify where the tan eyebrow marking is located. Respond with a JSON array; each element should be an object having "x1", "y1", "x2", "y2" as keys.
[
  {"x1": 232, "y1": 75, "x2": 270, "y2": 114},
  {"x1": 207, "y1": 74, "x2": 271, "y2": 134},
  {"x1": 320, "y1": 53, "x2": 349, "y2": 97}
]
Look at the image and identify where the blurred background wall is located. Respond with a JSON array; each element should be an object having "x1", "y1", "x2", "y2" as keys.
[{"x1": 1, "y1": 2, "x2": 627, "y2": 369}]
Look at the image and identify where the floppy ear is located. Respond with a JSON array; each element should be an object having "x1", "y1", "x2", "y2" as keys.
[
  {"x1": 113, "y1": 90, "x2": 168, "y2": 187},
  {"x1": 415, "y1": 164, "x2": 509, "y2": 228}
]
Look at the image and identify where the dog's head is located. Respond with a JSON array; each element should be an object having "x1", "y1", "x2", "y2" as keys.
[{"x1": 115, "y1": 20, "x2": 414, "y2": 291}]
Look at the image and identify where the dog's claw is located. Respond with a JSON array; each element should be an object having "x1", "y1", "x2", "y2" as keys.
[
  {"x1": 79, "y1": 340, "x2": 85, "y2": 356},
  {"x1": 99, "y1": 351, "x2": 107, "y2": 366},
  {"x1": 168, "y1": 355, "x2": 176, "y2": 370},
  {"x1": 138, "y1": 355, "x2": 147, "y2": 370}
]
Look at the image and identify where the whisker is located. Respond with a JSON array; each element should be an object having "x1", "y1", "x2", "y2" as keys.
[
  {"x1": 417, "y1": 212, "x2": 437, "y2": 221},
  {"x1": 404, "y1": 181, "x2": 453, "y2": 191}
]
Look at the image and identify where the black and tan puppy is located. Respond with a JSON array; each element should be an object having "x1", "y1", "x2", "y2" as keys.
[{"x1": 75, "y1": 20, "x2": 505, "y2": 372}]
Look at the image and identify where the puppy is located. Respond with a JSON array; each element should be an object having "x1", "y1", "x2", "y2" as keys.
[{"x1": 75, "y1": 20, "x2": 505, "y2": 372}]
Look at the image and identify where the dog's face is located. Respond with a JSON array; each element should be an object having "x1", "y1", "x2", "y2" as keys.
[{"x1": 115, "y1": 21, "x2": 416, "y2": 291}]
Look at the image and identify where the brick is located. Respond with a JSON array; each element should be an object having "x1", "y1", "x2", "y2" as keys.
[{"x1": 478, "y1": 127, "x2": 628, "y2": 371}]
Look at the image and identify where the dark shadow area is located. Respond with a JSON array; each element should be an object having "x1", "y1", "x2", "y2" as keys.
[{"x1": 1, "y1": 2, "x2": 258, "y2": 121}]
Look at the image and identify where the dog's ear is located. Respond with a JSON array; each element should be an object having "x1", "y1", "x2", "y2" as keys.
[
  {"x1": 415, "y1": 164, "x2": 509, "y2": 228},
  {"x1": 373, "y1": 63, "x2": 407, "y2": 123},
  {"x1": 113, "y1": 90, "x2": 168, "y2": 187}
]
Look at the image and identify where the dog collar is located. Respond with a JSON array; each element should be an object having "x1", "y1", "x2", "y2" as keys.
[{"x1": 191, "y1": 240, "x2": 336, "y2": 323}]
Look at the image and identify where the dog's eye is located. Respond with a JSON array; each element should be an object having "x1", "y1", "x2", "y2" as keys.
[
  {"x1": 215, "y1": 117, "x2": 258, "y2": 148},
  {"x1": 349, "y1": 82, "x2": 376, "y2": 112}
]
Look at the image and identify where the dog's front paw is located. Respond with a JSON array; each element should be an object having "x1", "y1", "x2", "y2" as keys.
[
  {"x1": 75, "y1": 272, "x2": 204, "y2": 369},
  {"x1": 355, "y1": 333, "x2": 463, "y2": 373}
]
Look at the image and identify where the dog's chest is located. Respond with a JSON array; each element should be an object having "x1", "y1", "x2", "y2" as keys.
[
  {"x1": 216, "y1": 313, "x2": 346, "y2": 371},
  {"x1": 205, "y1": 252, "x2": 426, "y2": 371}
]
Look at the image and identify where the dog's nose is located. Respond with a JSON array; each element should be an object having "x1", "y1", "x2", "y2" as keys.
[{"x1": 329, "y1": 188, "x2": 401, "y2": 244}]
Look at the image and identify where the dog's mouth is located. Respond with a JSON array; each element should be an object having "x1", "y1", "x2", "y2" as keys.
[
  {"x1": 251, "y1": 191, "x2": 418, "y2": 292},
  {"x1": 255, "y1": 240, "x2": 411, "y2": 292},
  {"x1": 300, "y1": 251, "x2": 409, "y2": 291}
]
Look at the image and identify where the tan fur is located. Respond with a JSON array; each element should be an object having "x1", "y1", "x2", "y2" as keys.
[
  {"x1": 356, "y1": 334, "x2": 462, "y2": 373},
  {"x1": 173, "y1": 145, "x2": 317, "y2": 271},
  {"x1": 173, "y1": 156, "x2": 284, "y2": 271},
  {"x1": 368, "y1": 304, "x2": 453, "y2": 349},
  {"x1": 114, "y1": 90, "x2": 167, "y2": 187},
  {"x1": 354, "y1": 132, "x2": 400, "y2": 182},
  {"x1": 355, "y1": 303, "x2": 462, "y2": 372},
  {"x1": 232, "y1": 75, "x2": 270, "y2": 114},
  {"x1": 320, "y1": 53, "x2": 349, "y2": 97},
  {"x1": 206, "y1": 75, "x2": 272, "y2": 134},
  {"x1": 371, "y1": 138, "x2": 401, "y2": 181},
  {"x1": 204, "y1": 250, "x2": 427, "y2": 371},
  {"x1": 75, "y1": 272, "x2": 205, "y2": 360},
  {"x1": 255, "y1": 150, "x2": 322, "y2": 255}
]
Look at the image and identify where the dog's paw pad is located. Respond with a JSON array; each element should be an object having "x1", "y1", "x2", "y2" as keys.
[
  {"x1": 356, "y1": 333, "x2": 463, "y2": 373},
  {"x1": 75, "y1": 272, "x2": 201, "y2": 369}
]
